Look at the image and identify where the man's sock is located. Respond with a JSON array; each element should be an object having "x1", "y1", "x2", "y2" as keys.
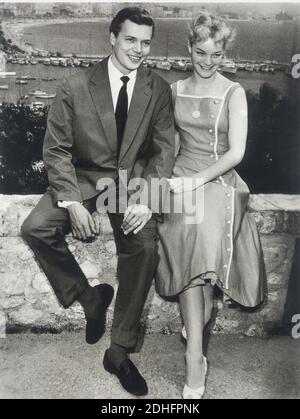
[
  {"x1": 78, "y1": 285, "x2": 101, "y2": 319},
  {"x1": 106, "y1": 343, "x2": 128, "y2": 369}
]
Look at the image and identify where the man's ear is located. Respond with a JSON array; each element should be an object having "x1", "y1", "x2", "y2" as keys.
[{"x1": 110, "y1": 32, "x2": 116, "y2": 47}]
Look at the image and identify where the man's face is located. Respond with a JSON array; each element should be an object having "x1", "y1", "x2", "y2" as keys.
[{"x1": 110, "y1": 19, "x2": 152, "y2": 74}]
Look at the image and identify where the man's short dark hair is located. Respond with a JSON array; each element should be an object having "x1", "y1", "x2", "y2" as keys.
[{"x1": 109, "y1": 7, "x2": 155, "y2": 38}]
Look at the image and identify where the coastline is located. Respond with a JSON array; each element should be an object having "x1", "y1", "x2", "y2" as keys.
[
  {"x1": 2, "y1": 15, "x2": 288, "y2": 56},
  {"x1": 1, "y1": 17, "x2": 109, "y2": 54}
]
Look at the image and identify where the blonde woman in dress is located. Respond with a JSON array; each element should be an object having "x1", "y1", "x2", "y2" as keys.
[{"x1": 156, "y1": 13, "x2": 266, "y2": 399}]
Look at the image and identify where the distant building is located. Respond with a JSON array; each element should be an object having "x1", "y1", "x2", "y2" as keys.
[
  {"x1": 93, "y1": 3, "x2": 113, "y2": 17},
  {"x1": 52, "y1": 5, "x2": 60, "y2": 17},
  {"x1": 154, "y1": 6, "x2": 164, "y2": 18},
  {"x1": 1, "y1": 3, "x2": 17, "y2": 17},
  {"x1": 227, "y1": 12, "x2": 241, "y2": 20},
  {"x1": 144, "y1": 5, "x2": 156, "y2": 19},
  {"x1": 15, "y1": 3, "x2": 35, "y2": 17},
  {"x1": 0, "y1": 51, "x2": 6, "y2": 72},
  {"x1": 163, "y1": 10, "x2": 174, "y2": 18},
  {"x1": 179, "y1": 9, "x2": 193, "y2": 18},
  {"x1": 276, "y1": 10, "x2": 293, "y2": 21},
  {"x1": 178, "y1": 10, "x2": 188, "y2": 18},
  {"x1": 72, "y1": 3, "x2": 93, "y2": 17},
  {"x1": 33, "y1": 3, "x2": 53, "y2": 16},
  {"x1": 192, "y1": 5, "x2": 209, "y2": 18}
]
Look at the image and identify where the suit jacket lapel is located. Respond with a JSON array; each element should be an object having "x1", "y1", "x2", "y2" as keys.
[
  {"x1": 118, "y1": 68, "x2": 152, "y2": 163},
  {"x1": 89, "y1": 58, "x2": 117, "y2": 154}
]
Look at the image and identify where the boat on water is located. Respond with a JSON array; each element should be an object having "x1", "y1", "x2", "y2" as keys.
[
  {"x1": 245, "y1": 63, "x2": 254, "y2": 71},
  {"x1": 31, "y1": 102, "x2": 45, "y2": 109},
  {"x1": 220, "y1": 59, "x2": 237, "y2": 74},
  {"x1": 0, "y1": 72, "x2": 17, "y2": 77},
  {"x1": 34, "y1": 93, "x2": 56, "y2": 99},
  {"x1": 0, "y1": 85, "x2": 8, "y2": 90},
  {"x1": 72, "y1": 58, "x2": 81, "y2": 67},
  {"x1": 29, "y1": 90, "x2": 47, "y2": 96},
  {"x1": 146, "y1": 59, "x2": 156, "y2": 68},
  {"x1": 237, "y1": 63, "x2": 246, "y2": 70},
  {"x1": 41, "y1": 77, "x2": 56, "y2": 82},
  {"x1": 155, "y1": 60, "x2": 172, "y2": 71},
  {"x1": 186, "y1": 62, "x2": 193, "y2": 72},
  {"x1": 16, "y1": 75, "x2": 37, "y2": 81},
  {"x1": 172, "y1": 60, "x2": 187, "y2": 71},
  {"x1": 260, "y1": 64, "x2": 275, "y2": 74},
  {"x1": 51, "y1": 59, "x2": 60, "y2": 66},
  {"x1": 80, "y1": 60, "x2": 90, "y2": 68},
  {"x1": 59, "y1": 59, "x2": 68, "y2": 67},
  {"x1": 18, "y1": 59, "x2": 29, "y2": 65},
  {"x1": 16, "y1": 80, "x2": 28, "y2": 85}
]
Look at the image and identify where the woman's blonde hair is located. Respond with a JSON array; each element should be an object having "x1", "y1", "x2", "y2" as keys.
[{"x1": 188, "y1": 12, "x2": 236, "y2": 50}]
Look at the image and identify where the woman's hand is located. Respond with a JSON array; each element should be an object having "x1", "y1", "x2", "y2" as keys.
[
  {"x1": 167, "y1": 177, "x2": 203, "y2": 194},
  {"x1": 122, "y1": 204, "x2": 153, "y2": 235}
]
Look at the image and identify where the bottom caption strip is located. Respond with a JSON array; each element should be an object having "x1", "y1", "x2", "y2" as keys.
[{"x1": 99, "y1": 402, "x2": 202, "y2": 415}]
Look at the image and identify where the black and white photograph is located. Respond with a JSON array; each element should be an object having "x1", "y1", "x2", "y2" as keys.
[{"x1": 0, "y1": 0, "x2": 299, "y2": 400}]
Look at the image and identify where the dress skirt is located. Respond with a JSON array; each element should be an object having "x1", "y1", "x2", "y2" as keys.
[{"x1": 155, "y1": 151, "x2": 267, "y2": 308}]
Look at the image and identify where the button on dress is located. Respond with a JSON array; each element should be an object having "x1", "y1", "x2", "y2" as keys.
[{"x1": 156, "y1": 81, "x2": 267, "y2": 307}]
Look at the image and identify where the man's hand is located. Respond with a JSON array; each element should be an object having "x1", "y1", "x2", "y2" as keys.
[
  {"x1": 167, "y1": 177, "x2": 203, "y2": 194},
  {"x1": 122, "y1": 204, "x2": 152, "y2": 235},
  {"x1": 67, "y1": 202, "x2": 98, "y2": 240}
]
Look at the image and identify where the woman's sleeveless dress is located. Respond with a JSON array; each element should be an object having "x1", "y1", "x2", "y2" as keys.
[{"x1": 155, "y1": 80, "x2": 266, "y2": 307}]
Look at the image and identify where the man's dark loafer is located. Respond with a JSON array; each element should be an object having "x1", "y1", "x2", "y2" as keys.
[
  {"x1": 103, "y1": 350, "x2": 148, "y2": 396},
  {"x1": 85, "y1": 284, "x2": 114, "y2": 345}
]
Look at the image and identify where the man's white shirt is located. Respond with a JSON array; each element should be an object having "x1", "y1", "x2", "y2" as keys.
[{"x1": 108, "y1": 56, "x2": 137, "y2": 111}]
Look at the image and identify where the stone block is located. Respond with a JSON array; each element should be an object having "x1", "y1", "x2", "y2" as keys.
[
  {"x1": 32, "y1": 273, "x2": 52, "y2": 294},
  {"x1": 0, "y1": 296, "x2": 24, "y2": 310},
  {"x1": 99, "y1": 216, "x2": 113, "y2": 235},
  {"x1": 267, "y1": 291, "x2": 280, "y2": 302},
  {"x1": 79, "y1": 261, "x2": 101, "y2": 279},
  {"x1": 260, "y1": 234, "x2": 294, "y2": 290},
  {"x1": 9, "y1": 304, "x2": 43, "y2": 325},
  {"x1": 104, "y1": 240, "x2": 117, "y2": 255},
  {"x1": 249, "y1": 195, "x2": 300, "y2": 235},
  {"x1": 24, "y1": 288, "x2": 40, "y2": 304},
  {"x1": 0, "y1": 200, "x2": 19, "y2": 236},
  {"x1": 0, "y1": 273, "x2": 25, "y2": 296}
]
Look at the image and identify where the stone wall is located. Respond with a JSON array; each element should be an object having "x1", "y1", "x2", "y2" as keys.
[{"x1": 0, "y1": 194, "x2": 300, "y2": 337}]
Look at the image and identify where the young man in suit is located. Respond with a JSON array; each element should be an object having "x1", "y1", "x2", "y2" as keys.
[{"x1": 21, "y1": 7, "x2": 175, "y2": 396}]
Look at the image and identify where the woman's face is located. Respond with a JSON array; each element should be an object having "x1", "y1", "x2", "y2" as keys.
[{"x1": 190, "y1": 37, "x2": 224, "y2": 79}]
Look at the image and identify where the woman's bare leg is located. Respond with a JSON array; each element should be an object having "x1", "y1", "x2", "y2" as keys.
[
  {"x1": 179, "y1": 285, "x2": 206, "y2": 388},
  {"x1": 203, "y1": 283, "x2": 214, "y2": 326}
]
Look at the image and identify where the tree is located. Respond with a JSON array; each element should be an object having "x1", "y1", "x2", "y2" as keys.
[
  {"x1": 0, "y1": 104, "x2": 49, "y2": 194},
  {"x1": 237, "y1": 83, "x2": 300, "y2": 193}
]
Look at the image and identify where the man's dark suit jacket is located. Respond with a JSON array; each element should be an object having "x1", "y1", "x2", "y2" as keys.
[{"x1": 43, "y1": 56, "x2": 176, "y2": 210}]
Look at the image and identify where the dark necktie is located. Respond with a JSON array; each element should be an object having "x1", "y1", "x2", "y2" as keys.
[{"x1": 115, "y1": 76, "x2": 129, "y2": 156}]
